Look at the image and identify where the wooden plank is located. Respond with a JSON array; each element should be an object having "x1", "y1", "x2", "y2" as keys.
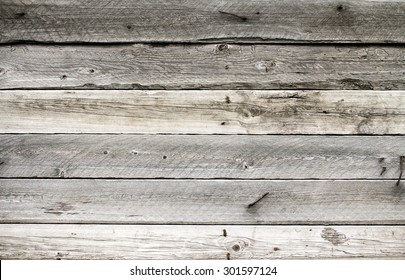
[
  {"x1": 1, "y1": 90, "x2": 405, "y2": 134},
  {"x1": 1, "y1": 224, "x2": 405, "y2": 259},
  {"x1": 1, "y1": 179, "x2": 405, "y2": 224},
  {"x1": 1, "y1": 135, "x2": 404, "y2": 179},
  {"x1": 1, "y1": 0, "x2": 404, "y2": 43},
  {"x1": 1, "y1": 44, "x2": 404, "y2": 90}
]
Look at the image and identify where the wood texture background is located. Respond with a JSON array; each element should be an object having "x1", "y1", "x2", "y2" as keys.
[{"x1": 1, "y1": 0, "x2": 405, "y2": 259}]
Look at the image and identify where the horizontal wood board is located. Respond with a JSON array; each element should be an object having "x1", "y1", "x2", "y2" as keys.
[
  {"x1": 1, "y1": 225, "x2": 405, "y2": 259},
  {"x1": 1, "y1": 44, "x2": 405, "y2": 90},
  {"x1": 1, "y1": 135, "x2": 404, "y2": 179},
  {"x1": 1, "y1": 179, "x2": 404, "y2": 224},
  {"x1": 1, "y1": 0, "x2": 405, "y2": 43},
  {"x1": 1, "y1": 90, "x2": 405, "y2": 134}
]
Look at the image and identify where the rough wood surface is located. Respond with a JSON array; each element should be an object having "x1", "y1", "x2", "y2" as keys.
[
  {"x1": 1, "y1": 44, "x2": 404, "y2": 90},
  {"x1": 1, "y1": 179, "x2": 404, "y2": 224},
  {"x1": 1, "y1": 90, "x2": 405, "y2": 134},
  {"x1": 1, "y1": 135, "x2": 404, "y2": 179},
  {"x1": 1, "y1": 225, "x2": 404, "y2": 259},
  {"x1": 1, "y1": 0, "x2": 404, "y2": 43}
]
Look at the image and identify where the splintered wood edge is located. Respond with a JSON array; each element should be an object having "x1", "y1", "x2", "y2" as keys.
[{"x1": 1, "y1": 225, "x2": 404, "y2": 259}]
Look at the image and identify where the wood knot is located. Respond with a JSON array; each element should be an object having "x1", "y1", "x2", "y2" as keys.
[
  {"x1": 321, "y1": 227, "x2": 347, "y2": 246},
  {"x1": 217, "y1": 44, "x2": 229, "y2": 52},
  {"x1": 232, "y1": 244, "x2": 241, "y2": 252},
  {"x1": 15, "y1": 12, "x2": 26, "y2": 17}
]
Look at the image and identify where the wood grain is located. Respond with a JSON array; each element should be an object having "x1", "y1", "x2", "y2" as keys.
[
  {"x1": 1, "y1": 135, "x2": 404, "y2": 179},
  {"x1": 1, "y1": 224, "x2": 405, "y2": 259},
  {"x1": 1, "y1": 179, "x2": 405, "y2": 224},
  {"x1": 1, "y1": 0, "x2": 404, "y2": 43},
  {"x1": 1, "y1": 44, "x2": 404, "y2": 90},
  {"x1": 1, "y1": 90, "x2": 405, "y2": 134}
]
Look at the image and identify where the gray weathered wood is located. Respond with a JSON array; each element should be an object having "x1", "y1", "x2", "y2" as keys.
[
  {"x1": 1, "y1": 90, "x2": 405, "y2": 134},
  {"x1": 1, "y1": 44, "x2": 404, "y2": 90},
  {"x1": 1, "y1": 225, "x2": 405, "y2": 259},
  {"x1": 1, "y1": 135, "x2": 404, "y2": 179},
  {"x1": 1, "y1": 179, "x2": 405, "y2": 224},
  {"x1": 1, "y1": 0, "x2": 405, "y2": 43}
]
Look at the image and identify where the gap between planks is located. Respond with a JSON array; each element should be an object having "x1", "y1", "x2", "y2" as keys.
[
  {"x1": 1, "y1": 90, "x2": 405, "y2": 134},
  {"x1": 1, "y1": 224, "x2": 405, "y2": 259},
  {"x1": 1, "y1": 179, "x2": 404, "y2": 224}
]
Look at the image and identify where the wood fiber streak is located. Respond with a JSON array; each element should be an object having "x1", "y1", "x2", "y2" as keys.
[
  {"x1": 1, "y1": 44, "x2": 404, "y2": 90},
  {"x1": 0, "y1": 0, "x2": 404, "y2": 43},
  {"x1": 1, "y1": 180, "x2": 405, "y2": 224},
  {"x1": 1, "y1": 90, "x2": 405, "y2": 134},
  {"x1": 0, "y1": 135, "x2": 404, "y2": 179},
  {"x1": 1, "y1": 225, "x2": 405, "y2": 259}
]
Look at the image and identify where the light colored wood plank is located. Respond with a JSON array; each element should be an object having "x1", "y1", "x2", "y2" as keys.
[
  {"x1": 1, "y1": 179, "x2": 404, "y2": 224},
  {"x1": 1, "y1": 44, "x2": 404, "y2": 90},
  {"x1": 1, "y1": 90, "x2": 405, "y2": 134},
  {"x1": 1, "y1": 0, "x2": 404, "y2": 43},
  {"x1": 1, "y1": 135, "x2": 404, "y2": 179},
  {"x1": 1, "y1": 225, "x2": 404, "y2": 259}
]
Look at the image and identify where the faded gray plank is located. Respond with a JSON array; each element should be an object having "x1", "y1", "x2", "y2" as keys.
[
  {"x1": 1, "y1": 225, "x2": 404, "y2": 259},
  {"x1": 1, "y1": 180, "x2": 404, "y2": 224},
  {"x1": 1, "y1": 44, "x2": 404, "y2": 90},
  {"x1": 1, "y1": 90, "x2": 405, "y2": 134},
  {"x1": 0, "y1": 0, "x2": 404, "y2": 43},
  {"x1": 1, "y1": 135, "x2": 404, "y2": 179}
]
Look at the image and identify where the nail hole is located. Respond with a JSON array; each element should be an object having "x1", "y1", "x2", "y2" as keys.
[
  {"x1": 89, "y1": 69, "x2": 95, "y2": 73},
  {"x1": 15, "y1": 12, "x2": 26, "y2": 17},
  {"x1": 337, "y1": 5, "x2": 343, "y2": 11},
  {"x1": 127, "y1": 25, "x2": 132, "y2": 30},
  {"x1": 225, "y1": 65, "x2": 229, "y2": 70},
  {"x1": 131, "y1": 150, "x2": 138, "y2": 155},
  {"x1": 221, "y1": 122, "x2": 226, "y2": 125},
  {"x1": 323, "y1": 110, "x2": 329, "y2": 114},
  {"x1": 61, "y1": 75, "x2": 67, "y2": 80},
  {"x1": 103, "y1": 151, "x2": 109, "y2": 154},
  {"x1": 225, "y1": 96, "x2": 231, "y2": 104},
  {"x1": 163, "y1": 155, "x2": 167, "y2": 159},
  {"x1": 256, "y1": 11, "x2": 260, "y2": 15},
  {"x1": 273, "y1": 247, "x2": 280, "y2": 251}
]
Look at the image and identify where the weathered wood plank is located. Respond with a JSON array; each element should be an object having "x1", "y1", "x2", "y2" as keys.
[
  {"x1": 1, "y1": 44, "x2": 404, "y2": 90},
  {"x1": 1, "y1": 225, "x2": 404, "y2": 259},
  {"x1": 1, "y1": 180, "x2": 404, "y2": 224},
  {"x1": 1, "y1": 135, "x2": 404, "y2": 179},
  {"x1": 1, "y1": 0, "x2": 404, "y2": 43},
  {"x1": 1, "y1": 90, "x2": 405, "y2": 134}
]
